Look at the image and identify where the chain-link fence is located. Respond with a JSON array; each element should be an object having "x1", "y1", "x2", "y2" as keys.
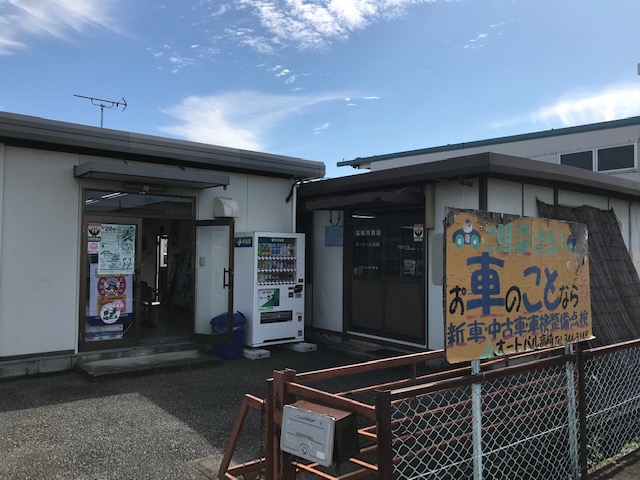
[
  {"x1": 221, "y1": 341, "x2": 640, "y2": 480},
  {"x1": 390, "y1": 383, "x2": 474, "y2": 479},
  {"x1": 583, "y1": 343, "x2": 640, "y2": 472},
  {"x1": 381, "y1": 341, "x2": 640, "y2": 480}
]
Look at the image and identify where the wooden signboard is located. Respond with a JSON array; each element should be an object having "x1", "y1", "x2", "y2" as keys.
[{"x1": 444, "y1": 209, "x2": 593, "y2": 364}]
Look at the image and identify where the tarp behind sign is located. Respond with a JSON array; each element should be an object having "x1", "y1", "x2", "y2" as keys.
[{"x1": 444, "y1": 208, "x2": 593, "y2": 364}]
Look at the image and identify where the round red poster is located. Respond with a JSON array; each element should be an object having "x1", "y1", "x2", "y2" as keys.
[{"x1": 97, "y1": 276, "x2": 127, "y2": 296}]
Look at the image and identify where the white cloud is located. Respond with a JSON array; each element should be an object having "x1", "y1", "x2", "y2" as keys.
[
  {"x1": 150, "y1": 42, "x2": 219, "y2": 71},
  {"x1": 364, "y1": 96, "x2": 379, "y2": 100},
  {"x1": 313, "y1": 123, "x2": 330, "y2": 134},
  {"x1": 264, "y1": 63, "x2": 301, "y2": 85},
  {"x1": 239, "y1": 35, "x2": 275, "y2": 54},
  {"x1": 235, "y1": 0, "x2": 437, "y2": 51},
  {"x1": 210, "y1": 4, "x2": 229, "y2": 17},
  {"x1": 0, "y1": 0, "x2": 119, "y2": 55},
  {"x1": 532, "y1": 85, "x2": 640, "y2": 127},
  {"x1": 160, "y1": 90, "x2": 347, "y2": 150},
  {"x1": 463, "y1": 32, "x2": 488, "y2": 50},
  {"x1": 491, "y1": 84, "x2": 640, "y2": 131}
]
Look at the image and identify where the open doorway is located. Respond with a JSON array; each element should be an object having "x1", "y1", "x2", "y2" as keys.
[
  {"x1": 80, "y1": 189, "x2": 198, "y2": 352},
  {"x1": 139, "y1": 218, "x2": 194, "y2": 343}
]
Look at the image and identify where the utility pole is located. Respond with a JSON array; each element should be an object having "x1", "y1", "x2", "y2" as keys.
[{"x1": 74, "y1": 94, "x2": 127, "y2": 128}]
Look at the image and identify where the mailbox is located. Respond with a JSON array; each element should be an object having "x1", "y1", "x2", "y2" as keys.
[{"x1": 280, "y1": 400, "x2": 360, "y2": 467}]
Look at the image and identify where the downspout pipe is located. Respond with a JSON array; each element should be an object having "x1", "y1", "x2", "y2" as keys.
[{"x1": 286, "y1": 180, "x2": 302, "y2": 233}]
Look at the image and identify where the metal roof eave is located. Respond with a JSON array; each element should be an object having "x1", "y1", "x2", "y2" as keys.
[
  {"x1": 339, "y1": 115, "x2": 640, "y2": 168},
  {"x1": 0, "y1": 111, "x2": 325, "y2": 180},
  {"x1": 74, "y1": 160, "x2": 230, "y2": 189},
  {"x1": 299, "y1": 152, "x2": 640, "y2": 201}
]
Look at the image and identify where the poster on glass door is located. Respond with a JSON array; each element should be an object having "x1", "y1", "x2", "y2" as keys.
[
  {"x1": 85, "y1": 261, "x2": 134, "y2": 341},
  {"x1": 98, "y1": 224, "x2": 136, "y2": 275},
  {"x1": 85, "y1": 223, "x2": 135, "y2": 340}
]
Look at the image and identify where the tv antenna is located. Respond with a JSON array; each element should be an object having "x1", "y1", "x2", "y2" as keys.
[{"x1": 74, "y1": 94, "x2": 127, "y2": 128}]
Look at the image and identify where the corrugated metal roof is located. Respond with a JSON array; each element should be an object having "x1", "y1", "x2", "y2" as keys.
[
  {"x1": 537, "y1": 201, "x2": 640, "y2": 347},
  {"x1": 338, "y1": 115, "x2": 640, "y2": 167},
  {"x1": 0, "y1": 111, "x2": 325, "y2": 180}
]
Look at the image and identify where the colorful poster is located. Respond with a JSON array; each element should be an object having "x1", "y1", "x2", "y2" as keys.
[
  {"x1": 98, "y1": 224, "x2": 136, "y2": 275},
  {"x1": 259, "y1": 288, "x2": 280, "y2": 310},
  {"x1": 444, "y1": 209, "x2": 593, "y2": 363},
  {"x1": 87, "y1": 262, "x2": 134, "y2": 328}
]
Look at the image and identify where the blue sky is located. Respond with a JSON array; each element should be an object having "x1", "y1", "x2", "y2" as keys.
[{"x1": 1, "y1": 0, "x2": 639, "y2": 178}]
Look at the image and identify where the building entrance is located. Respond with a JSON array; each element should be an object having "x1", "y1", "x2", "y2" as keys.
[
  {"x1": 79, "y1": 190, "x2": 196, "y2": 352},
  {"x1": 138, "y1": 218, "x2": 194, "y2": 344},
  {"x1": 347, "y1": 209, "x2": 426, "y2": 346}
]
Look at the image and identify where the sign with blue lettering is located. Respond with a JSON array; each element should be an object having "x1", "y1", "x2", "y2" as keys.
[{"x1": 444, "y1": 209, "x2": 593, "y2": 363}]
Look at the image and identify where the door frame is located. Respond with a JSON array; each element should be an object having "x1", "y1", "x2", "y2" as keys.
[
  {"x1": 345, "y1": 209, "x2": 426, "y2": 346},
  {"x1": 78, "y1": 215, "x2": 143, "y2": 352},
  {"x1": 193, "y1": 218, "x2": 236, "y2": 345}
]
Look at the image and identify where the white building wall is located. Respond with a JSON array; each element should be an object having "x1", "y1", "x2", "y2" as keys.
[
  {"x1": 630, "y1": 202, "x2": 640, "y2": 273},
  {"x1": 608, "y1": 197, "x2": 630, "y2": 250},
  {"x1": 310, "y1": 210, "x2": 343, "y2": 333},
  {"x1": 368, "y1": 124, "x2": 640, "y2": 179},
  {"x1": 246, "y1": 176, "x2": 294, "y2": 232},
  {"x1": 0, "y1": 147, "x2": 81, "y2": 357},
  {"x1": 487, "y1": 179, "x2": 523, "y2": 216},
  {"x1": 428, "y1": 180, "x2": 479, "y2": 350},
  {"x1": 198, "y1": 173, "x2": 293, "y2": 233},
  {"x1": 523, "y1": 184, "x2": 554, "y2": 217},
  {"x1": 557, "y1": 190, "x2": 609, "y2": 210},
  {"x1": 0, "y1": 144, "x2": 4, "y2": 314}
]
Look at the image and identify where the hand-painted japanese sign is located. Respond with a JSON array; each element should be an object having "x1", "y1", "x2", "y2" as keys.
[{"x1": 444, "y1": 209, "x2": 593, "y2": 363}]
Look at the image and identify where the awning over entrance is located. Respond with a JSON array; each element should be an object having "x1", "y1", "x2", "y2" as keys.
[
  {"x1": 304, "y1": 191, "x2": 424, "y2": 210},
  {"x1": 74, "y1": 160, "x2": 230, "y2": 189}
]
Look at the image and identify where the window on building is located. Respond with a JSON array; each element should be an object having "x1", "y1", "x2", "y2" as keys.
[
  {"x1": 84, "y1": 190, "x2": 194, "y2": 218},
  {"x1": 560, "y1": 151, "x2": 593, "y2": 170},
  {"x1": 559, "y1": 143, "x2": 636, "y2": 173},
  {"x1": 597, "y1": 144, "x2": 635, "y2": 172}
]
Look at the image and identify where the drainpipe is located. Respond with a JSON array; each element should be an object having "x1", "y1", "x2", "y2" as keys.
[{"x1": 291, "y1": 180, "x2": 301, "y2": 232}]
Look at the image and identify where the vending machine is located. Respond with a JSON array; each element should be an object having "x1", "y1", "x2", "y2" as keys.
[{"x1": 233, "y1": 232, "x2": 305, "y2": 347}]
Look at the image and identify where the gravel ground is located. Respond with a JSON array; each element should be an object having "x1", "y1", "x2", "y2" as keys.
[
  {"x1": 4, "y1": 345, "x2": 640, "y2": 480},
  {"x1": 0, "y1": 346, "x2": 396, "y2": 480}
]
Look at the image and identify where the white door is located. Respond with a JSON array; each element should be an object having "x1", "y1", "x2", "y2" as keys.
[{"x1": 194, "y1": 219, "x2": 235, "y2": 343}]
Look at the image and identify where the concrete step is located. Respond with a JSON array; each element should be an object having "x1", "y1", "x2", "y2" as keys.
[{"x1": 75, "y1": 350, "x2": 222, "y2": 381}]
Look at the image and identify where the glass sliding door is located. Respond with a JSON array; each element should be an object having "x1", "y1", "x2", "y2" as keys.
[
  {"x1": 348, "y1": 210, "x2": 426, "y2": 345},
  {"x1": 79, "y1": 216, "x2": 142, "y2": 351}
]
